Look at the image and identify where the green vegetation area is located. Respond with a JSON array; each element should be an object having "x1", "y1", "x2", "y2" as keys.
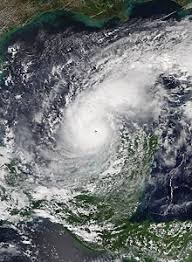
[
  {"x1": 1, "y1": 0, "x2": 192, "y2": 36},
  {"x1": 0, "y1": 0, "x2": 135, "y2": 36}
]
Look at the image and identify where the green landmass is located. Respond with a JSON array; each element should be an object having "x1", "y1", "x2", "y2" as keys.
[{"x1": 0, "y1": 0, "x2": 192, "y2": 36}]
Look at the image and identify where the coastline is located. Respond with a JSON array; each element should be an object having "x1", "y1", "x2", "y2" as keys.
[
  {"x1": 0, "y1": 0, "x2": 188, "y2": 65},
  {"x1": 0, "y1": 0, "x2": 191, "y2": 60}
]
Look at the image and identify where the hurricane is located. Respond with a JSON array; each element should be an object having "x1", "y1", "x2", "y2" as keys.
[{"x1": 1, "y1": 16, "x2": 192, "y2": 261}]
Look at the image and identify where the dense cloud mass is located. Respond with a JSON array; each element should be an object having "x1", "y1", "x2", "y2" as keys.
[{"x1": 1, "y1": 16, "x2": 192, "y2": 261}]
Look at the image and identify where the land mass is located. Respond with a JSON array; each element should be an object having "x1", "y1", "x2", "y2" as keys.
[{"x1": 0, "y1": 0, "x2": 191, "y2": 36}]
